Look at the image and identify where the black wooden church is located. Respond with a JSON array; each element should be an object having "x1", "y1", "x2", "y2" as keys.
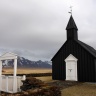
[{"x1": 51, "y1": 15, "x2": 96, "y2": 82}]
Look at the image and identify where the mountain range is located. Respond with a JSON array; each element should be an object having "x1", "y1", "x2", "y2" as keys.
[{"x1": 2, "y1": 57, "x2": 52, "y2": 68}]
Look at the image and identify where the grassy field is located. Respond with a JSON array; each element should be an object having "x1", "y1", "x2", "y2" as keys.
[
  {"x1": 62, "y1": 83, "x2": 96, "y2": 96},
  {"x1": 2, "y1": 68, "x2": 96, "y2": 96},
  {"x1": 36, "y1": 76, "x2": 96, "y2": 96},
  {"x1": 36, "y1": 76, "x2": 52, "y2": 82},
  {"x1": 2, "y1": 68, "x2": 52, "y2": 74}
]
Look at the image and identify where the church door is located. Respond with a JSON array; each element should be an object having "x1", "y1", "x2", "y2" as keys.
[{"x1": 65, "y1": 54, "x2": 78, "y2": 81}]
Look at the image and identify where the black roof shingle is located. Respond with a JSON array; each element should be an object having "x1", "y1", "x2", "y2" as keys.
[{"x1": 76, "y1": 40, "x2": 96, "y2": 58}]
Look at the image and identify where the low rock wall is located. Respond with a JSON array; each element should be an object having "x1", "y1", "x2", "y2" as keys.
[{"x1": 3, "y1": 73, "x2": 52, "y2": 77}]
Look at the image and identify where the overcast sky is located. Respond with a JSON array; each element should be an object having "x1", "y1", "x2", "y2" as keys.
[{"x1": 0, "y1": 0, "x2": 96, "y2": 61}]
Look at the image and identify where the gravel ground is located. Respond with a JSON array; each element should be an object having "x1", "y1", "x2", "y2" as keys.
[{"x1": 46, "y1": 81, "x2": 82, "y2": 89}]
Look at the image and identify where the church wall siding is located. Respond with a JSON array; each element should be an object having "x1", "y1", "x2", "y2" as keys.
[
  {"x1": 94, "y1": 59, "x2": 96, "y2": 81},
  {"x1": 52, "y1": 39, "x2": 96, "y2": 82}
]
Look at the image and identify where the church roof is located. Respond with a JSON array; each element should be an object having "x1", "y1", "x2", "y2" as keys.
[
  {"x1": 51, "y1": 39, "x2": 96, "y2": 61},
  {"x1": 66, "y1": 15, "x2": 78, "y2": 30},
  {"x1": 76, "y1": 40, "x2": 96, "y2": 58}
]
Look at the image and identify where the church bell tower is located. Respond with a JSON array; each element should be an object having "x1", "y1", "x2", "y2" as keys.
[{"x1": 66, "y1": 15, "x2": 78, "y2": 40}]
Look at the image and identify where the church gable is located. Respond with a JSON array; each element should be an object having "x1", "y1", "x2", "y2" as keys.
[
  {"x1": 51, "y1": 40, "x2": 69, "y2": 61},
  {"x1": 52, "y1": 39, "x2": 78, "y2": 61},
  {"x1": 52, "y1": 37, "x2": 96, "y2": 62}
]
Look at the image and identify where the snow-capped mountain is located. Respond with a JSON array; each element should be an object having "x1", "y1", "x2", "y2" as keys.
[{"x1": 2, "y1": 57, "x2": 52, "y2": 68}]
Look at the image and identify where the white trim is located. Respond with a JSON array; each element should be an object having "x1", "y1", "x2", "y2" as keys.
[
  {"x1": 0, "y1": 52, "x2": 18, "y2": 57},
  {"x1": 65, "y1": 54, "x2": 78, "y2": 62},
  {"x1": 0, "y1": 56, "x2": 17, "y2": 60},
  {"x1": 0, "y1": 52, "x2": 18, "y2": 60}
]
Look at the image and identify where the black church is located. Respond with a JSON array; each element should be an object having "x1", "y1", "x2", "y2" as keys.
[{"x1": 51, "y1": 15, "x2": 96, "y2": 82}]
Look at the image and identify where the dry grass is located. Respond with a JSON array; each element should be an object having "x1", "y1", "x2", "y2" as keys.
[
  {"x1": 36, "y1": 76, "x2": 52, "y2": 82},
  {"x1": 2, "y1": 68, "x2": 52, "y2": 74},
  {"x1": 33, "y1": 77, "x2": 96, "y2": 96},
  {"x1": 62, "y1": 83, "x2": 96, "y2": 96}
]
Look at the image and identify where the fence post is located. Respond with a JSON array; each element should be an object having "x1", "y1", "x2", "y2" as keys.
[
  {"x1": 0, "y1": 76, "x2": 2, "y2": 91},
  {"x1": 13, "y1": 57, "x2": 17, "y2": 93},
  {"x1": 0, "y1": 60, "x2": 2, "y2": 92},
  {"x1": 6, "y1": 76, "x2": 8, "y2": 92},
  {"x1": 13, "y1": 76, "x2": 17, "y2": 93},
  {"x1": 22, "y1": 75, "x2": 26, "y2": 80}
]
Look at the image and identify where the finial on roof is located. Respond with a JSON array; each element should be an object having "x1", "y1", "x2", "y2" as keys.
[{"x1": 68, "y1": 6, "x2": 73, "y2": 15}]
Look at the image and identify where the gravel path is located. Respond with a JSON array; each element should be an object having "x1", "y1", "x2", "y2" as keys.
[{"x1": 46, "y1": 81, "x2": 82, "y2": 90}]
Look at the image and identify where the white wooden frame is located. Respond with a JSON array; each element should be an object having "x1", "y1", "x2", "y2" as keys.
[{"x1": 0, "y1": 52, "x2": 26, "y2": 93}]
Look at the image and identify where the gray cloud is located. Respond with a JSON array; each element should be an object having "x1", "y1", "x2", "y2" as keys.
[{"x1": 0, "y1": 0, "x2": 95, "y2": 61}]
